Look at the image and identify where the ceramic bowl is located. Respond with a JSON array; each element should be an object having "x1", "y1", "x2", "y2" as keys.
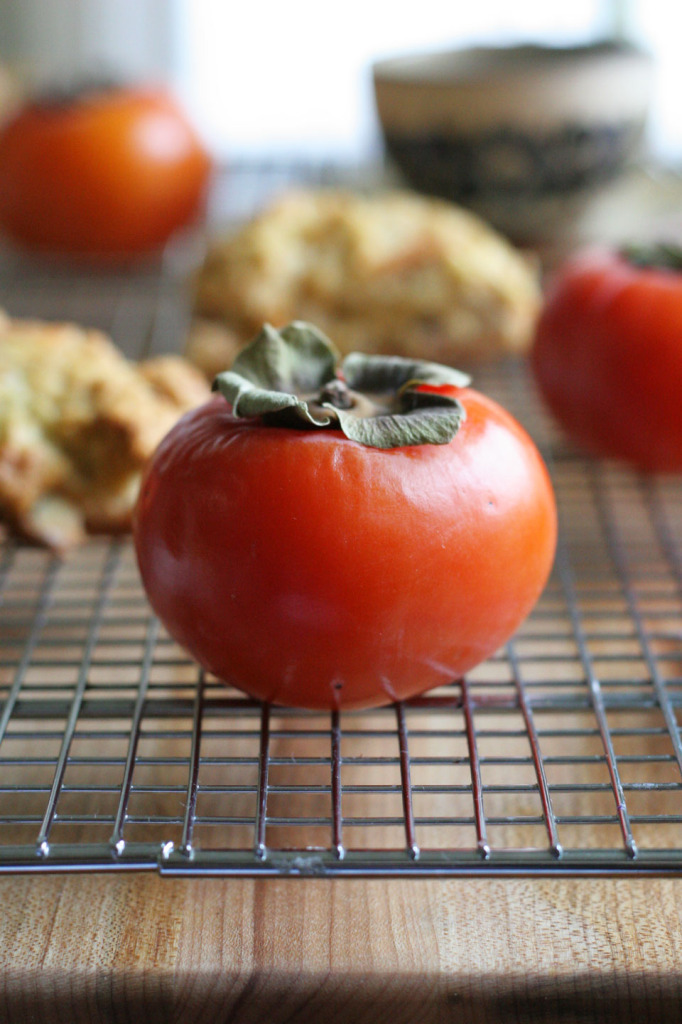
[{"x1": 372, "y1": 41, "x2": 653, "y2": 243}]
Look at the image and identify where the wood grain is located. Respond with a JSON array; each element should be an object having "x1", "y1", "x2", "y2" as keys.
[{"x1": 2, "y1": 872, "x2": 682, "y2": 1023}]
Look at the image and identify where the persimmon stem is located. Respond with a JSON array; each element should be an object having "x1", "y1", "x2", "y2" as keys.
[
  {"x1": 212, "y1": 321, "x2": 471, "y2": 449},
  {"x1": 318, "y1": 378, "x2": 355, "y2": 410}
]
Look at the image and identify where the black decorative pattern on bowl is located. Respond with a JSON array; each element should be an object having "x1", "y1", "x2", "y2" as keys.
[{"x1": 384, "y1": 121, "x2": 641, "y2": 200}]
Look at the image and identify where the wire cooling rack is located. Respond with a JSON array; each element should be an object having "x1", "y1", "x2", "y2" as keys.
[{"x1": 1, "y1": 163, "x2": 682, "y2": 877}]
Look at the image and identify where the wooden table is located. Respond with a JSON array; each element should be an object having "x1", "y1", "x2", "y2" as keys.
[{"x1": 2, "y1": 871, "x2": 682, "y2": 1022}]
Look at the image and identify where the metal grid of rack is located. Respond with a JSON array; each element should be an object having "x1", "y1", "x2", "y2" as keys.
[{"x1": 1, "y1": 164, "x2": 682, "y2": 876}]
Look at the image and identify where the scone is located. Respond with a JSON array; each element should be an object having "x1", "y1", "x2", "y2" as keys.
[
  {"x1": 0, "y1": 311, "x2": 210, "y2": 549},
  {"x1": 189, "y1": 188, "x2": 541, "y2": 378}
]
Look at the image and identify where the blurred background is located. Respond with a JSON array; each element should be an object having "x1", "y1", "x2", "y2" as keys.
[
  {"x1": 0, "y1": 0, "x2": 681, "y2": 258},
  {"x1": 0, "y1": 0, "x2": 679, "y2": 164}
]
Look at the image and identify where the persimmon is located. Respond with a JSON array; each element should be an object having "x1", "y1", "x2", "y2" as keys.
[{"x1": 134, "y1": 323, "x2": 557, "y2": 709}]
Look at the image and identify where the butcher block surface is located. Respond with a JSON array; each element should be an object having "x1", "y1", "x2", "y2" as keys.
[{"x1": 2, "y1": 872, "x2": 682, "y2": 1022}]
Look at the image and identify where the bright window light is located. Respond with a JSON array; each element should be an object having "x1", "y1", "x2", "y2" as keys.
[{"x1": 174, "y1": 1, "x2": 611, "y2": 160}]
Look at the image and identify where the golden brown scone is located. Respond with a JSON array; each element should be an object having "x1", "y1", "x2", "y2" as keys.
[
  {"x1": 190, "y1": 188, "x2": 541, "y2": 377},
  {"x1": 0, "y1": 314, "x2": 211, "y2": 550},
  {"x1": 185, "y1": 318, "x2": 244, "y2": 382}
]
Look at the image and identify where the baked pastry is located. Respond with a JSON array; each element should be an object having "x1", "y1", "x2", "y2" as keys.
[
  {"x1": 189, "y1": 188, "x2": 541, "y2": 378},
  {"x1": 0, "y1": 311, "x2": 210, "y2": 549}
]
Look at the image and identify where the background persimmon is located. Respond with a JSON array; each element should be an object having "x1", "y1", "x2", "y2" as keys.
[
  {"x1": 532, "y1": 245, "x2": 682, "y2": 472},
  {"x1": 0, "y1": 84, "x2": 211, "y2": 258}
]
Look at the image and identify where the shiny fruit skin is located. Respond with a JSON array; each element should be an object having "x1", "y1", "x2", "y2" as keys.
[
  {"x1": 0, "y1": 86, "x2": 211, "y2": 258},
  {"x1": 532, "y1": 247, "x2": 682, "y2": 472},
  {"x1": 134, "y1": 391, "x2": 557, "y2": 710}
]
